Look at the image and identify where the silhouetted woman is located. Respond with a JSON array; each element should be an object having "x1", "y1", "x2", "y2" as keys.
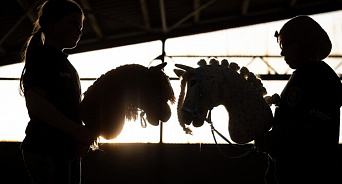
[
  {"x1": 19, "y1": 0, "x2": 95, "y2": 183},
  {"x1": 255, "y1": 15, "x2": 342, "y2": 184}
]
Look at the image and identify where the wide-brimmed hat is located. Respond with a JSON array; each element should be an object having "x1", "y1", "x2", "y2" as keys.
[{"x1": 275, "y1": 15, "x2": 331, "y2": 60}]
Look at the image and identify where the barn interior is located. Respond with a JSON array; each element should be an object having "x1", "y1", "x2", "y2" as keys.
[{"x1": 1, "y1": 0, "x2": 342, "y2": 183}]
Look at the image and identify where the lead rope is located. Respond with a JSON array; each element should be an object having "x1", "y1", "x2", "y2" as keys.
[{"x1": 205, "y1": 109, "x2": 254, "y2": 159}]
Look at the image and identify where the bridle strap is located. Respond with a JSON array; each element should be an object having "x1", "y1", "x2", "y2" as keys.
[
  {"x1": 210, "y1": 121, "x2": 254, "y2": 159},
  {"x1": 194, "y1": 68, "x2": 202, "y2": 113},
  {"x1": 182, "y1": 68, "x2": 214, "y2": 121}
]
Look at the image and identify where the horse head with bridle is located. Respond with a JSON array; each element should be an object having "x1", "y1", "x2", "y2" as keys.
[
  {"x1": 80, "y1": 63, "x2": 175, "y2": 140},
  {"x1": 174, "y1": 59, "x2": 273, "y2": 144}
]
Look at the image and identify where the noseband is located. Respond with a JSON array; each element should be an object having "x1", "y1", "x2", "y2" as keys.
[{"x1": 181, "y1": 68, "x2": 214, "y2": 122}]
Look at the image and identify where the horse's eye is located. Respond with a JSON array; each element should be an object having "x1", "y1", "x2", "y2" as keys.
[{"x1": 190, "y1": 79, "x2": 197, "y2": 87}]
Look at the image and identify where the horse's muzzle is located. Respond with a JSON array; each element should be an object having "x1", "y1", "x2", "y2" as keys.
[{"x1": 180, "y1": 107, "x2": 205, "y2": 127}]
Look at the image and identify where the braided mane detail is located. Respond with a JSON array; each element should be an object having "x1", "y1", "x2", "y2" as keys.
[{"x1": 198, "y1": 58, "x2": 267, "y2": 98}]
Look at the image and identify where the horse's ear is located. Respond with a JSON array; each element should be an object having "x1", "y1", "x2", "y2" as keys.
[
  {"x1": 175, "y1": 64, "x2": 194, "y2": 72},
  {"x1": 174, "y1": 69, "x2": 185, "y2": 78},
  {"x1": 150, "y1": 62, "x2": 167, "y2": 71}
]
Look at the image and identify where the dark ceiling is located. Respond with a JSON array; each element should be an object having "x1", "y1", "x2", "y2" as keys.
[{"x1": 1, "y1": 0, "x2": 342, "y2": 66}]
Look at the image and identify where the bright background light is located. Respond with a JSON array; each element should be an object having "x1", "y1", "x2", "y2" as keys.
[{"x1": 1, "y1": 11, "x2": 342, "y2": 143}]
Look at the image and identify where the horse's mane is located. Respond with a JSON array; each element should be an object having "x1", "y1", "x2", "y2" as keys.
[
  {"x1": 84, "y1": 64, "x2": 146, "y2": 96},
  {"x1": 199, "y1": 59, "x2": 267, "y2": 97},
  {"x1": 83, "y1": 64, "x2": 175, "y2": 121}
]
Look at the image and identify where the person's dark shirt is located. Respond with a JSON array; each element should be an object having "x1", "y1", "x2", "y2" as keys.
[
  {"x1": 21, "y1": 45, "x2": 81, "y2": 158},
  {"x1": 273, "y1": 61, "x2": 341, "y2": 151},
  {"x1": 269, "y1": 60, "x2": 341, "y2": 183}
]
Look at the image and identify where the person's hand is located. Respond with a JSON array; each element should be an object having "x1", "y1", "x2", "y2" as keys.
[
  {"x1": 75, "y1": 143, "x2": 91, "y2": 158},
  {"x1": 254, "y1": 135, "x2": 267, "y2": 153},
  {"x1": 74, "y1": 126, "x2": 97, "y2": 145},
  {"x1": 73, "y1": 126, "x2": 97, "y2": 158},
  {"x1": 255, "y1": 133, "x2": 277, "y2": 161}
]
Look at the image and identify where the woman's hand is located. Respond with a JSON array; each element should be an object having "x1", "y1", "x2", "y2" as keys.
[
  {"x1": 254, "y1": 135, "x2": 267, "y2": 153},
  {"x1": 254, "y1": 132, "x2": 277, "y2": 162},
  {"x1": 74, "y1": 126, "x2": 97, "y2": 145},
  {"x1": 74, "y1": 126, "x2": 97, "y2": 158},
  {"x1": 25, "y1": 87, "x2": 97, "y2": 144},
  {"x1": 74, "y1": 143, "x2": 91, "y2": 158}
]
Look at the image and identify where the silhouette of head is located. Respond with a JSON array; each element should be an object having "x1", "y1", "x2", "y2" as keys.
[
  {"x1": 275, "y1": 15, "x2": 331, "y2": 62},
  {"x1": 20, "y1": 0, "x2": 84, "y2": 95}
]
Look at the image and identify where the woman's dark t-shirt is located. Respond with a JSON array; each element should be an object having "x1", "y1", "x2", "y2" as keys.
[{"x1": 20, "y1": 45, "x2": 81, "y2": 158}]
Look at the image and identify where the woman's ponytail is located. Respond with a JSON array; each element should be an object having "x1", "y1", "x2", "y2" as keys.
[
  {"x1": 19, "y1": 27, "x2": 43, "y2": 95},
  {"x1": 25, "y1": 28, "x2": 43, "y2": 63}
]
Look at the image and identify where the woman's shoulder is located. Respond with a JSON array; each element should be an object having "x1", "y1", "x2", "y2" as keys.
[
  {"x1": 25, "y1": 46, "x2": 61, "y2": 75},
  {"x1": 31, "y1": 45, "x2": 63, "y2": 63},
  {"x1": 291, "y1": 61, "x2": 340, "y2": 91},
  {"x1": 297, "y1": 61, "x2": 337, "y2": 78},
  {"x1": 315, "y1": 61, "x2": 340, "y2": 80}
]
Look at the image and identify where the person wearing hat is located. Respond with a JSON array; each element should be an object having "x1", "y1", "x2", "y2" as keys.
[{"x1": 255, "y1": 15, "x2": 342, "y2": 184}]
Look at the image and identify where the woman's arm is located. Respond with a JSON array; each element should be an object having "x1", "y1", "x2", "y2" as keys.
[{"x1": 25, "y1": 87, "x2": 94, "y2": 144}]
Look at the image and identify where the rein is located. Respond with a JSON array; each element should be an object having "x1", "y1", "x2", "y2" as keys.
[
  {"x1": 182, "y1": 68, "x2": 254, "y2": 159},
  {"x1": 139, "y1": 110, "x2": 147, "y2": 128},
  {"x1": 135, "y1": 69, "x2": 149, "y2": 128}
]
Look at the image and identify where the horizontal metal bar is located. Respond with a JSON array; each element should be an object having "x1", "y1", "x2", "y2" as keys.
[
  {"x1": 1, "y1": 75, "x2": 341, "y2": 81},
  {"x1": 0, "y1": 78, "x2": 97, "y2": 81},
  {"x1": 0, "y1": 78, "x2": 20, "y2": 80},
  {"x1": 259, "y1": 74, "x2": 291, "y2": 80},
  {"x1": 167, "y1": 55, "x2": 342, "y2": 58}
]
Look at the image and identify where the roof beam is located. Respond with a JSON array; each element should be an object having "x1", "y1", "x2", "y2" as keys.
[
  {"x1": 79, "y1": 0, "x2": 103, "y2": 39},
  {"x1": 241, "y1": 0, "x2": 250, "y2": 15},
  {"x1": 159, "y1": 0, "x2": 168, "y2": 33},
  {"x1": 16, "y1": 0, "x2": 36, "y2": 22},
  {"x1": 193, "y1": 0, "x2": 200, "y2": 23},
  {"x1": 288, "y1": 0, "x2": 297, "y2": 7},
  {"x1": 168, "y1": 0, "x2": 216, "y2": 32},
  {"x1": 0, "y1": 0, "x2": 41, "y2": 55},
  {"x1": 139, "y1": 0, "x2": 151, "y2": 29}
]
